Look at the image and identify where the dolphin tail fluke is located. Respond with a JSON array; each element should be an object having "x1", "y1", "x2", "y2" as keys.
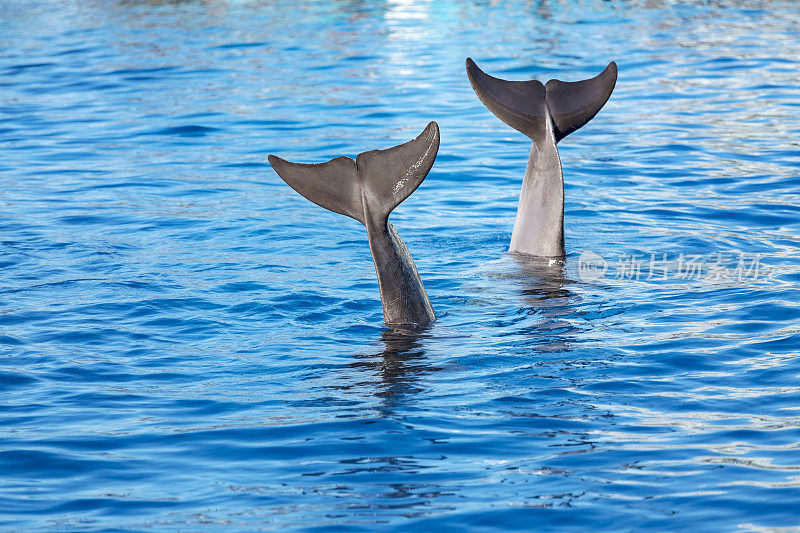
[
  {"x1": 545, "y1": 61, "x2": 617, "y2": 142},
  {"x1": 267, "y1": 154, "x2": 363, "y2": 222},
  {"x1": 268, "y1": 122, "x2": 439, "y2": 227},
  {"x1": 355, "y1": 121, "x2": 439, "y2": 225},
  {"x1": 466, "y1": 58, "x2": 617, "y2": 143},
  {"x1": 465, "y1": 57, "x2": 548, "y2": 140}
]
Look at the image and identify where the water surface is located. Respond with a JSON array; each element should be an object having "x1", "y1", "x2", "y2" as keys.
[{"x1": 2, "y1": 0, "x2": 800, "y2": 530}]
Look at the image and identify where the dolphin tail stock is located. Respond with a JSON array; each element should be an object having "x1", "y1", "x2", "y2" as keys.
[
  {"x1": 267, "y1": 122, "x2": 439, "y2": 326},
  {"x1": 465, "y1": 57, "x2": 617, "y2": 142}
]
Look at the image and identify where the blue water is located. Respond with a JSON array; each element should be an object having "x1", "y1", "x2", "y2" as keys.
[{"x1": 2, "y1": 0, "x2": 800, "y2": 530}]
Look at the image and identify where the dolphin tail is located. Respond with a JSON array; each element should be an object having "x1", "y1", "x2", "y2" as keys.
[
  {"x1": 268, "y1": 123, "x2": 439, "y2": 326},
  {"x1": 267, "y1": 121, "x2": 440, "y2": 227},
  {"x1": 465, "y1": 58, "x2": 617, "y2": 142}
]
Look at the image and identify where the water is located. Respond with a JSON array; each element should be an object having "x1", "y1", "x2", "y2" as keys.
[{"x1": 2, "y1": 0, "x2": 800, "y2": 530}]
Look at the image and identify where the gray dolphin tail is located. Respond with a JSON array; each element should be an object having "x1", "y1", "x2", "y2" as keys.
[
  {"x1": 268, "y1": 122, "x2": 439, "y2": 326},
  {"x1": 466, "y1": 58, "x2": 617, "y2": 257},
  {"x1": 268, "y1": 121, "x2": 439, "y2": 226},
  {"x1": 465, "y1": 58, "x2": 617, "y2": 142}
]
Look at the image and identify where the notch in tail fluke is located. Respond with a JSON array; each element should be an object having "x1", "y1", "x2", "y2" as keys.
[
  {"x1": 466, "y1": 58, "x2": 617, "y2": 142},
  {"x1": 268, "y1": 122, "x2": 439, "y2": 226}
]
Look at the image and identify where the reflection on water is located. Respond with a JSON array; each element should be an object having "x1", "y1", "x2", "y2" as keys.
[
  {"x1": 512, "y1": 253, "x2": 572, "y2": 305},
  {"x1": 511, "y1": 253, "x2": 578, "y2": 353},
  {"x1": 349, "y1": 326, "x2": 439, "y2": 408}
]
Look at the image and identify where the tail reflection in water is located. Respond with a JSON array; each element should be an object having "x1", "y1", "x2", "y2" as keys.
[
  {"x1": 510, "y1": 253, "x2": 581, "y2": 354},
  {"x1": 348, "y1": 326, "x2": 440, "y2": 412},
  {"x1": 513, "y1": 253, "x2": 572, "y2": 306}
]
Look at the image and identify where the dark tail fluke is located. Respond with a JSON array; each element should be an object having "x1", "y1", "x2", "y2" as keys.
[
  {"x1": 545, "y1": 61, "x2": 617, "y2": 142},
  {"x1": 355, "y1": 121, "x2": 439, "y2": 225},
  {"x1": 267, "y1": 155, "x2": 363, "y2": 222},
  {"x1": 466, "y1": 57, "x2": 548, "y2": 140},
  {"x1": 466, "y1": 58, "x2": 616, "y2": 143},
  {"x1": 268, "y1": 122, "x2": 439, "y2": 226}
]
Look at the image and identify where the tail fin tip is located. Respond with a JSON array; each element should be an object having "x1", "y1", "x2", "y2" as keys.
[
  {"x1": 465, "y1": 57, "x2": 548, "y2": 140},
  {"x1": 466, "y1": 57, "x2": 617, "y2": 142},
  {"x1": 355, "y1": 121, "x2": 439, "y2": 222},
  {"x1": 268, "y1": 153, "x2": 364, "y2": 223},
  {"x1": 545, "y1": 61, "x2": 617, "y2": 142}
]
